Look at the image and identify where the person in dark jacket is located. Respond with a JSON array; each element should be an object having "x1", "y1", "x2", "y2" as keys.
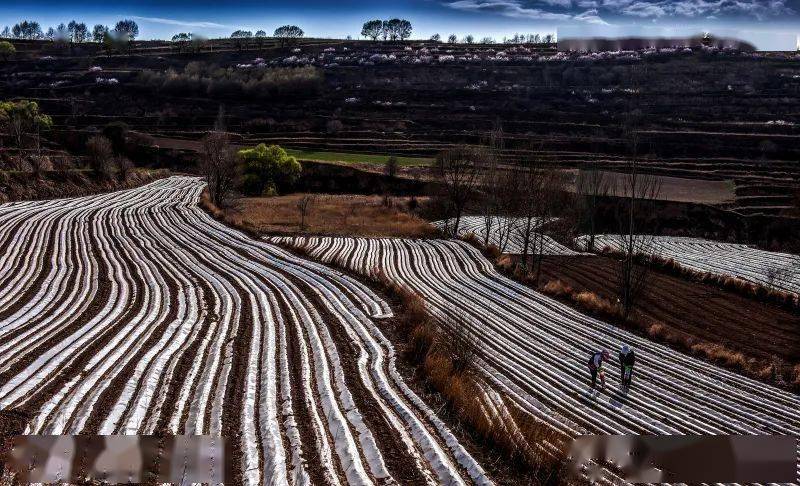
[
  {"x1": 588, "y1": 350, "x2": 610, "y2": 389},
  {"x1": 619, "y1": 344, "x2": 636, "y2": 390}
]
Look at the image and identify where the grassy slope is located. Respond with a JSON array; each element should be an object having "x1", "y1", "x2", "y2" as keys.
[
  {"x1": 223, "y1": 193, "x2": 436, "y2": 238},
  {"x1": 285, "y1": 149, "x2": 432, "y2": 167}
]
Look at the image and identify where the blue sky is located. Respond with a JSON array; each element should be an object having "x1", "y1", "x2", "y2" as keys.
[{"x1": 1, "y1": 1, "x2": 798, "y2": 50}]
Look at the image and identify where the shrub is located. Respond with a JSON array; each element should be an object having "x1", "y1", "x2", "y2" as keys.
[
  {"x1": 102, "y1": 121, "x2": 129, "y2": 154},
  {"x1": 408, "y1": 324, "x2": 437, "y2": 364},
  {"x1": 573, "y1": 291, "x2": 620, "y2": 318},
  {"x1": 540, "y1": 279, "x2": 573, "y2": 298},
  {"x1": 136, "y1": 63, "x2": 322, "y2": 100},
  {"x1": 0, "y1": 40, "x2": 15, "y2": 61},
  {"x1": 238, "y1": 143, "x2": 301, "y2": 196},
  {"x1": 385, "y1": 156, "x2": 398, "y2": 178},
  {"x1": 0, "y1": 100, "x2": 52, "y2": 150},
  {"x1": 690, "y1": 342, "x2": 748, "y2": 370},
  {"x1": 85, "y1": 135, "x2": 114, "y2": 176},
  {"x1": 115, "y1": 155, "x2": 134, "y2": 180}
]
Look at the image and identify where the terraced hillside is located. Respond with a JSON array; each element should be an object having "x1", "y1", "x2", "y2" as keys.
[
  {"x1": 0, "y1": 177, "x2": 489, "y2": 484},
  {"x1": 3, "y1": 42, "x2": 800, "y2": 215},
  {"x1": 270, "y1": 236, "x2": 800, "y2": 455}
]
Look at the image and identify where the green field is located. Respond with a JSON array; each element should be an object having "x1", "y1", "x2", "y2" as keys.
[{"x1": 285, "y1": 149, "x2": 432, "y2": 167}]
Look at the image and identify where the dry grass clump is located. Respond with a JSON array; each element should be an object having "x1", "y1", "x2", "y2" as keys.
[
  {"x1": 459, "y1": 231, "x2": 483, "y2": 248},
  {"x1": 370, "y1": 274, "x2": 570, "y2": 483},
  {"x1": 540, "y1": 279, "x2": 573, "y2": 298},
  {"x1": 573, "y1": 291, "x2": 621, "y2": 319},
  {"x1": 483, "y1": 243, "x2": 502, "y2": 260},
  {"x1": 646, "y1": 321, "x2": 687, "y2": 346},
  {"x1": 538, "y1": 280, "x2": 622, "y2": 321},
  {"x1": 496, "y1": 254, "x2": 515, "y2": 272},
  {"x1": 690, "y1": 342, "x2": 748, "y2": 370},
  {"x1": 235, "y1": 193, "x2": 436, "y2": 237}
]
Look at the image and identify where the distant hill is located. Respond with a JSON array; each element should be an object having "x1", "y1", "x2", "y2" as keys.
[{"x1": 559, "y1": 35, "x2": 756, "y2": 52}]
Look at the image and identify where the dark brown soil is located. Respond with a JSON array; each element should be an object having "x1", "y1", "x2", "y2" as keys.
[
  {"x1": 538, "y1": 255, "x2": 800, "y2": 364},
  {"x1": 284, "y1": 269, "x2": 430, "y2": 485},
  {"x1": 80, "y1": 216, "x2": 183, "y2": 434}
]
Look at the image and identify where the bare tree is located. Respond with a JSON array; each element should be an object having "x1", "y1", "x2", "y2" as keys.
[
  {"x1": 510, "y1": 145, "x2": 549, "y2": 269},
  {"x1": 200, "y1": 131, "x2": 238, "y2": 207},
  {"x1": 297, "y1": 194, "x2": 315, "y2": 230},
  {"x1": 576, "y1": 163, "x2": 613, "y2": 252},
  {"x1": 513, "y1": 161, "x2": 567, "y2": 285},
  {"x1": 29, "y1": 154, "x2": 52, "y2": 177},
  {"x1": 385, "y1": 156, "x2": 398, "y2": 178},
  {"x1": 85, "y1": 134, "x2": 114, "y2": 177},
  {"x1": 434, "y1": 146, "x2": 485, "y2": 236},
  {"x1": 479, "y1": 121, "x2": 504, "y2": 248},
  {"x1": 115, "y1": 155, "x2": 133, "y2": 180},
  {"x1": 613, "y1": 119, "x2": 662, "y2": 319}
]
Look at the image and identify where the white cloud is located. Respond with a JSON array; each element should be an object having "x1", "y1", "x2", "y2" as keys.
[
  {"x1": 130, "y1": 16, "x2": 230, "y2": 29},
  {"x1": 622, "y1": 1, "x2": 667, "y2": 17},
  {"x1": 574, "y1": 8, "x2": 612, "y2": 24},
  {"x1": 444, "y1": 0, "x2": 573, "y2": 20},
  {"x1": 443, "y1": 0, "x2": 610, "y2": 23}
]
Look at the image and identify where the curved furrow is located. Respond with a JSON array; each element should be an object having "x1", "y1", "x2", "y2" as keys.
[
  {"x1": 268, "y1": 235, "x2": 800, "y2": 449},
  {"x1": 0, "y1": 176, "x2": 489, "y2": 485}
]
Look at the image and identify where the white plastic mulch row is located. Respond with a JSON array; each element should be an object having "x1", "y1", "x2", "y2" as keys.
[
  {"x1": 268, "y1": 236, "x2": 800, "y2": 447},
  {"x1": 578, "y1": 234, "x2": 800, "y2": 295},
  {"x1": 0, "y1": 177, "x2": 489, "y2": 486},
  {"x1": 432, "y1": 215, "x2": 584, "y2": 256}
]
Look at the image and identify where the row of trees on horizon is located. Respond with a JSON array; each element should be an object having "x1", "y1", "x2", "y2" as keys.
[
  {"x1": 1, "y1": 18, "x2": 555, "y2": 46},
  {"x1": 1, "y1": 19, "x2": 139, "y2": 43}
]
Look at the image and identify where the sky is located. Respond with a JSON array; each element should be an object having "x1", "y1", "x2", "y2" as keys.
[{"x1": 1, "y1": 0, "x2": 799, "y2": 50}]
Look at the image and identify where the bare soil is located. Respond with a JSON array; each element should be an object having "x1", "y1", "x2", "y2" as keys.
[{"x1": 537, "y1": 255, "x2": 800, "y2": 364}]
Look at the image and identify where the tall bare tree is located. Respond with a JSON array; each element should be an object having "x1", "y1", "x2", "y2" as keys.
[
  {"x1": 613, "y1": 112, "x2": 662, "y2": 319},
  {"x1": 297, "y1": 194, "x2": 315, "y2": 230},
  {"x1": 513, "y1": 160, "x2": 567, "y2": 285},
  {"x1": 200, "y1": 131, "x2": 238, "y2": 207},
  {"x1": 479, "y1": 121, "x2": 504, "y2": 248},
  {"x1": 576, "y1": 162, "x2": 613, "y2": 252},
  {"x1": 511, "y1": 144, "x2": 550, "y2": 269},
  {"x1": 434, "y1": 146, "x2": 485, "y2": 236}
]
